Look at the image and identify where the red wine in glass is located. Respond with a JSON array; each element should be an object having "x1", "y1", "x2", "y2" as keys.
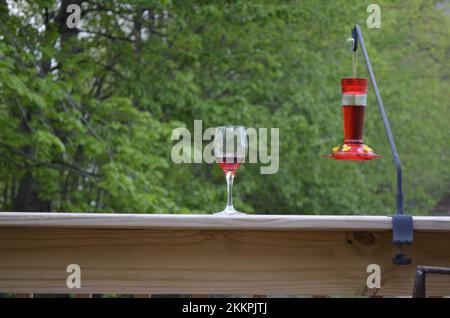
[{"x1": 216, "y1": 156, "x2": 244, "y2": 175}]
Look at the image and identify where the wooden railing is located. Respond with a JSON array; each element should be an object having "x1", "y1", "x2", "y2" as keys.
[{"x1": 1, "y1": 213, "x2": 450, "y2": 297}]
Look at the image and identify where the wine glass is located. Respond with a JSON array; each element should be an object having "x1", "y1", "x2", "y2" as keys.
[{"x1": 213, "y1": 126, "x2": 247, "y2": 215}]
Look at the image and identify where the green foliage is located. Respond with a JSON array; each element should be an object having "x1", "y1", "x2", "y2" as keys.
[{"x1": 0, "y1": 0, "x2": 448, "y2": 215}]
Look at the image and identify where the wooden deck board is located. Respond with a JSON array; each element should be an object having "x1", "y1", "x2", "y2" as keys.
[
  {"x1": 0, "y1": 213, "x2": 449, "y2": 296},
  {"x1": 0, "y1": 213, "x2": 449, "y2": 231}
]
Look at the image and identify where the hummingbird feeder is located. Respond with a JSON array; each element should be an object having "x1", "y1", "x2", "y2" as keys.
[
  {"x1": 325, "y1": 25, "x2": 413, "y2": 265},
  {"x1": 326, "y1": 77, "x2": 381, "y2": 160}
]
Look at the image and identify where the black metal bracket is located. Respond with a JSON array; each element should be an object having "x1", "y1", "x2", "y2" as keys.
[
  {"x1": 392, "y1": 215, "x2": 413, "y2": 265},
  {"x1": 352, "y1": 25, "x2": 413, "y2": 265},
  {"x1": 392, "y1": 215, "x2": 413, "y2": 245}
]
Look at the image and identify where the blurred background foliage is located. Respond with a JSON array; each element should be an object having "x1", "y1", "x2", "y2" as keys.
[{"x1": 0, "y1": 0, "x2": 448, "y2": 215}]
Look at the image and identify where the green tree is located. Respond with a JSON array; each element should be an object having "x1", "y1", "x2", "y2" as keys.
[{"x1": 0, "y1": 0, "x2": 448, "y2": 215}]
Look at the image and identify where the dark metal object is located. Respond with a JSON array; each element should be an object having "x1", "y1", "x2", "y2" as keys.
[
  {"x1": 351, "y1": 27, "x2": 358, "y2": 52},
  {"x1": 412, "y1": 266, "x2": 450, "y2": 298},
  {"x1": 351, "y1": 25, "x2": 403, "y2": 216},
  {"x1": 392, "y1": 215, "x2": 413, "y2": 265},
  {"x1": 351, "y1": 25, "x2": 412, "y2": 265},
  {"x1": 392, "y1": 215, "x2": 413, "y2": 244}
]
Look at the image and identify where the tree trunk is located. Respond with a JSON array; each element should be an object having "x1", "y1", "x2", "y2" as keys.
[
  {"x1": 13, "y1": 173, "x2": 51, "y2": 212},
  {"x1": 11, "y1": 1, "x2": 83, "y2": 212}
]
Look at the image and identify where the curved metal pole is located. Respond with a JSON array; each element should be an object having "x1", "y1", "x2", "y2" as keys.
[{"x1": 353, "y1": 25, "x2": 403, "y2": 215}]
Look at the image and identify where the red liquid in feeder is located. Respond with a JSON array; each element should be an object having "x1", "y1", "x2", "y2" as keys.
[{"x1": 342, "y1": 105, "x2": 365, "y2": 144}]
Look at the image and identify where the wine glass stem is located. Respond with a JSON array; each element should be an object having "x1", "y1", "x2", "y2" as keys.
[{"x1": 226, "y1": 171, "x2": 234, "y2": 210}]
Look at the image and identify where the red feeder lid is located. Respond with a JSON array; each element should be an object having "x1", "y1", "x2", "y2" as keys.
[{"x1": 341, "y1": 78, "x2": 368, "y2": 95}]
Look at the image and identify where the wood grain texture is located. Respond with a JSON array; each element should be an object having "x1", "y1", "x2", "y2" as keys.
[
  {"x1": 0, "y1": 227, "x2": 449, "y2": 296},
  {"x1": 0, "y1": 213, "x2": 449, "y2": 231}
]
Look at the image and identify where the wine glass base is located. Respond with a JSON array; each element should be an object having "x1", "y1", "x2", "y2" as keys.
[
  {"x1": 214, "y1": 211, "x2": 246, "y2": 216},
  {"x1": 214, "y1": 206, "x2": 246, "y2": 216}
]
